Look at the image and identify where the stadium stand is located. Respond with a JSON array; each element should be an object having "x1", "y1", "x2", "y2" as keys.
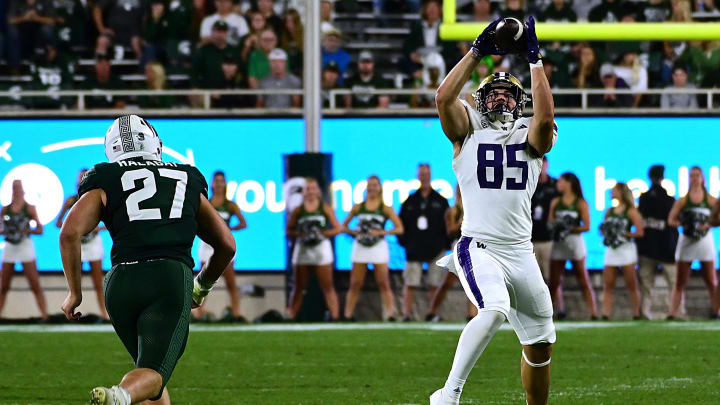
[{"x1": 1, "y1": 0, "x2": 720, "y2": 111}]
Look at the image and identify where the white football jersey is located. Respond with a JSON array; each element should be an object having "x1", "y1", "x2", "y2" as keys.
[{"x1": 454, "y1": 99, "x2": 557, "y2": 244}]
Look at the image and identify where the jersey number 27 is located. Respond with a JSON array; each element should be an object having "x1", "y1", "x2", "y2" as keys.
[
  {"x1": 121, "y1": 168, "x2": 187, "y2": 221},
  {"x1": 477, "y1": 143, "x2": 528, "y2": 190}
]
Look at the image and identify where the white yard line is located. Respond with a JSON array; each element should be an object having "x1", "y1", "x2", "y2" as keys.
[{"x1": 0, "y1": 321, "x2": 697, "y2": 333}]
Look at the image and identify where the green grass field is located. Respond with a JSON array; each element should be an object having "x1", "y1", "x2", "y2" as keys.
[{"x1": 1, "y1": 322, "x2": 719, "y2": 404}]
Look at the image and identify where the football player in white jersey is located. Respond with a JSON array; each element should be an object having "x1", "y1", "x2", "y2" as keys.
[{"x1": 430, "y1": 17, "x2": 557, "y2": 405}]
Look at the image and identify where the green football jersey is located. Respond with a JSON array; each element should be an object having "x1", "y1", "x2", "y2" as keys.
[{"x1": 78, "y1": 158, "x2": 208, "y2": 268}]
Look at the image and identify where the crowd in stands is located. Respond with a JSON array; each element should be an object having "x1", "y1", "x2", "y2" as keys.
[{"x1": 0, "y1": 0, "x2": 719, "y2": 110}]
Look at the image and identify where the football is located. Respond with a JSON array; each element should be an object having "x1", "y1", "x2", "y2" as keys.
[{"x1": 494, "y1": 17, "x2": 528, "y2": 54}]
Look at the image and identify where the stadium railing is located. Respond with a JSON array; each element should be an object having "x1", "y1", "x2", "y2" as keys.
[{"x1": 0, "y1": 87, "x2": 718, "y2": 116}]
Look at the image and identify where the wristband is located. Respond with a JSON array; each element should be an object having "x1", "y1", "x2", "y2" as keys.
[
  {"x1": 529, "y1": 60, "x2": 543, "y2": 70},
  {"x1": 193, "y1": 276, "x2": 216, "y2": 305}
]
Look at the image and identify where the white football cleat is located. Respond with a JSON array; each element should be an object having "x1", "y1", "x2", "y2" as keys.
[
  {"x1": 430, "y1": 388, "x2": 460, "y2": 405},
  {"x1": 90, "y1": 387, "x2": 114, "y2": 405},
  {"x1": 90, "y1": 386, "x2": 128, "y2": 405}
]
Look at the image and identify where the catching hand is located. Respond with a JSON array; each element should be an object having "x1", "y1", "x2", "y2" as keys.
[
  {"x1": 471, "y1": 18, "x2": 506, "y2": 58},
  {"x1": 525, "y1": 16, "x2": 541, "y2": 64}
]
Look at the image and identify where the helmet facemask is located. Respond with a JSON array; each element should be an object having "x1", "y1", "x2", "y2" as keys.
[{"x1": 473, "y1": 73, "x2": 527, "y2": 124}]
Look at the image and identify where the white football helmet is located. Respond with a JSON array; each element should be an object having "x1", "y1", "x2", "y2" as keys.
[{"x1": 104, "y1": 115, "x2": 162, "y2": 163}]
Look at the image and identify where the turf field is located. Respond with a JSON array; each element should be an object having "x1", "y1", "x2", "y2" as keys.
[{"x1": 1, "y1": 322, "x2": 719, "y2": 404}]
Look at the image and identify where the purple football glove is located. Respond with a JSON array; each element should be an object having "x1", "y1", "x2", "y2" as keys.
[
  {"x1": 471, "y1": 17, "x2": 506, "y2": 59},
  {"x1": 525, "y1": 16, "x2": 541, "y2": 63}
]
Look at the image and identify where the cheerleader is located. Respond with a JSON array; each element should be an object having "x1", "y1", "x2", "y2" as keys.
[
  {"x1": 286, "y1": 178, "x2": 342, "y2": 321},
  {"x1": 668, "y1": 166, "x2": 717, "y2": 319},
  {"x1": 194, "y1": 171, "x2": 247, "y2": 322},
  {"x1": 425, "y1": 186, "x2": 477, "y2": 321},
  {"x1": 56, "y1": 169, "x2": 108, "y2": 320},
  {"x1": 0, "y1": 180, "x2": 48, "y2": 320},
  {"x1": 341, "y1": 175, "x2": 403, "y2": 321},
  {"x1": 600, "y1": 183, "x2": 643, "y2": 319},
  {"x1": 549, "y1": 172, "x2": 598, "y2": 319}
]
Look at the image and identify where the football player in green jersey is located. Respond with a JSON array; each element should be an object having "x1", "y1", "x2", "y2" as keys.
[{"x1": 59, "y1": 115, "x2": 235, "y2": 405}]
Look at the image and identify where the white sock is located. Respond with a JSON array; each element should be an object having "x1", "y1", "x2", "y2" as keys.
[
  {"x1": 112, "y1": 385, "x2": 131, "y2": 405},
  {"x1": 442, "y1": 310, "x2": 506, "y2": 399}
]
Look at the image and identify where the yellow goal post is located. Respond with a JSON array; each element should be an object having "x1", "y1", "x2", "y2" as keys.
[{"x1": 440, "y1": 0, "x2": 720, "y2": 41}]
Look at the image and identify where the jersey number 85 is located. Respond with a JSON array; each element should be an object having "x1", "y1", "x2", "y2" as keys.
[{"x1": 477, "y1": 142, "x2": 528, "y2": 190}]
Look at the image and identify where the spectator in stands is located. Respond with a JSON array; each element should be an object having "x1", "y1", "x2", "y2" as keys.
[
  {"x1": 93, "y1": 0, "x2": 144, "y2": 61},
  {"x1": 588, "y1": 0, "x2": 626, "y2": 22},
  {"x1": 53, "y1": 0, "x2": 91, "y2": 51},
  {"x1": 679, "y1": 41, "x2": 720, "y2": 88},
  {"x1": 344, "y1": 50, "x2": 391, "y2": 109},
  {"x1": 573, "y1": 44, "x2": 601, "y2": 90},
  {"x1": 671, "y1": 0, "x2": 693, "y2": 21},
  {"x1": 213, "y1": 56, "x2": 252, "y2": 108},
  {"x1": 589, "y1": 63, "x2": 633, "y2": 108},
  {"x1": 248, "y1": 27, "x2": 279, "y2": 88},
  {"x1": 143, "y1": 0, "x2": 193, "y2": 70},
  {"x1": 402, "y1": 0, "x2": 458, "y2": 76},
  {"x1": 200, "y1": 0, "x2": 249, "y2": 46},
  {"x1": 321, "y1": 28, "x2": 350, "y2": 85},
  {"x1": 192, "y1": 20, "x2": 241, "y2": 90},
  {"x1": 541, "y1": 0, "x2": 577, "y2": 22},
  {"x1": 398, "y1": 163, "x2": 449, "y2": 321},
  {"x1": 695, "y1": 0, "x2": 718, "y2": 11},
  {"x1": 473, "y1": 0, "x2": 499, "y2": 22},
  {"x1": 410, "y1": 52, "x2": 445, "y2": 108},
  {"x1": 502, "y1": 0, "x2": 526, "y2": 21},
  {"x1": 661, "y1": 65, "x2": 699, "y2": 109},
  {"x1": 376, "y1": 0, "x2": 421, "y2": 14},
  {"x1": 85, "y1": 53, "x2": 125, "y2": 109},
  {"x1": 615, "y1": 48, "x2": 648, "y2": 107},
  {"x1": 144, "y1": 0, "x2": 169, "y2": 66},
  {"x1": 320, "y1": 0, "x2": 338, "y2": 35},
  {"x1": 138, "y1": 62, "x2": 175, "y2": 109},
  {"x1": 191, "y1": 0, "x2": 208, "y2": 40},
  {"x1": 240, "y1": 11, "x2": 267, "y2": 65},
  {"x1": 257, "y1": 48, "x2": 301, "y2": 108},
  {"x1": 660, "y1": 41, "x2": 685, "y2": 86},
  {"x1": 641, "y1": 0, "x2": 672, "y2": 21},
  {"x1": 321, "y1": 61, "x2": 342, "y2": 108},
  {"x1": 637, "y1": 165, "x2": 680, "y2": 320},
  {"x1": 252, "y1": 0, "x2": 282, "y2": 37},
  {"x1": 280, "y1": 8, "x2": 303, "y2": 76},
  {"x1": 29, "y1": 45, "x2": 74, "y2": 109},
  {"x1": 6, "y1": 0, "x2": 57, "y2": 69},
  {"x1": 164, "y1": 0, "x2": 193, "y2": 44}
]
